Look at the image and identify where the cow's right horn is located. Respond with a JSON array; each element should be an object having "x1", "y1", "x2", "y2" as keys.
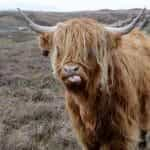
[{"x1": 17, "y1": 8, "x2": 57, "y2": 33}]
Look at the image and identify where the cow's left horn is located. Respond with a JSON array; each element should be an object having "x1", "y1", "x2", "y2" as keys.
[
  {"x1": 17, "y1": 8, "x2": 57, "y2": 33},
  {"x1": 104, "y1": 8, "x2": 146, "y2": 35}
]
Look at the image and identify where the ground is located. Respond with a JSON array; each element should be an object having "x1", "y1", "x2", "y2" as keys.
[{"x1": 0, "y1": 31, "x2": 80, "y2": 150}]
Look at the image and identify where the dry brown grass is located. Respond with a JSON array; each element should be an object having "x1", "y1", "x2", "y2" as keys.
[{"x1": 0, "y1": 36, "x2": 80, "y2": 150}]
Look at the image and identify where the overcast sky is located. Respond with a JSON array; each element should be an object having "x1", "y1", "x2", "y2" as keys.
[{"x1": 0, "y1": 0, "x2": 149, "y2": 11}]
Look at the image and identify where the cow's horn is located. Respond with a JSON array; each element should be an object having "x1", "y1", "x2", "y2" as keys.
[
  {"x1": 104, "y1": 8, "x2": 146, "y2": 35},
  {"x1": 17, "y1": 8, "x2": 57, "y2": 33}
]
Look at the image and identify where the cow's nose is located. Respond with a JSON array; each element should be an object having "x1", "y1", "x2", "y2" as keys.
[{"x1": 63, "y1": 65, "x2": 79, "y2": 74}]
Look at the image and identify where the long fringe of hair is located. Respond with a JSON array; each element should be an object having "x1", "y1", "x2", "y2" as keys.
[{"x1": 53, "y1": 18, "x2": 116, "y2": 90}]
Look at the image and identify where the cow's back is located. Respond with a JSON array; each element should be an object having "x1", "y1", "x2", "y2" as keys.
[{"x1": 120, "y1": 29, "x2": 150, "y2": 58}]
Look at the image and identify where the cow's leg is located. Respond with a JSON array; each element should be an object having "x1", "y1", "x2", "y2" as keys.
[
  {"x1": 139, "y1": 93, "x2": 150, "y2": 149},
  {"x1": 139, "y1": 92, "x2": 150, "y2": 129}
]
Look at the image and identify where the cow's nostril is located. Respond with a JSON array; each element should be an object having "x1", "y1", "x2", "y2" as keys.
[
  {"x1": 64, "y1": 66, "x2": 69, "y2": 73},
  {"x1": 73, "y1": 66, "x2": 79, "y2": 71}
]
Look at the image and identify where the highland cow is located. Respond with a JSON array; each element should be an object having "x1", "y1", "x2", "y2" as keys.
[{"x1": 18, "y1": 8, "x2": 150, "y2": 150}]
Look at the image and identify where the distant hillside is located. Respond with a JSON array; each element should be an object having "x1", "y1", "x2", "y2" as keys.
[{"x1": 0, "y1": 8, "x2": 150, "y2": 29}]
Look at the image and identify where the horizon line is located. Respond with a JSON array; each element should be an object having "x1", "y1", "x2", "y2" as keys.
[{"x1": 0, "y1": 7, "x2": 147, "y2": 13}]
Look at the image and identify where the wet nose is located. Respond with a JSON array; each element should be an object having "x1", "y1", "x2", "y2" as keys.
[{"x1": 63, "y1": 65, "x2": 79, "y2": 74}]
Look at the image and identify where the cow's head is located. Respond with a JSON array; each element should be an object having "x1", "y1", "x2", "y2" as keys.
[
  {"x1": 52, "y1": 19, "x2": 105, "y2": 91},
  {"x1": 18, "y1": 8, "x2": 145, "y2": 92}
]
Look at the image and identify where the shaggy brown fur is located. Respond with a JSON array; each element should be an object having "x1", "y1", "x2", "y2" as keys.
[{"x1": 40, "y1": 18, "x2": 150, "y2": 150}]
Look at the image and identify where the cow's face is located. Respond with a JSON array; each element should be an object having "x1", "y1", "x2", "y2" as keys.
[
  {"x1": 51, "y1": 19, "x2": 105, "y2": 92},
  {"x1": 52, "y1": 47, "x2": 100, "y2": 91}
]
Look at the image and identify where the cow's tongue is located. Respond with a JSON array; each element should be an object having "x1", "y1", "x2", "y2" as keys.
[{"x1": 68, "y1": 75, "x2": 81, "y2": 83}]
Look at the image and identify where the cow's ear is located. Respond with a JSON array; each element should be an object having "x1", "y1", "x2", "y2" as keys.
[{"x1": 39, "y1": 32, "x2": 54, "y2": 52}]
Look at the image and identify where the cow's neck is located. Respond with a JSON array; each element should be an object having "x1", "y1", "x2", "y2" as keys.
[
  {"x1": 69, "y1": 87, "x2": 99, "y2": 133},
  {"x1": 66, "y1": 72, "x2": 116, "y2": 134}
]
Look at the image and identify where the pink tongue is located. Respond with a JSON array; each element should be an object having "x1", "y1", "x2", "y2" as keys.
[{"x1": 68, "y1": 75, "x2": 81, "y2": 83}]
